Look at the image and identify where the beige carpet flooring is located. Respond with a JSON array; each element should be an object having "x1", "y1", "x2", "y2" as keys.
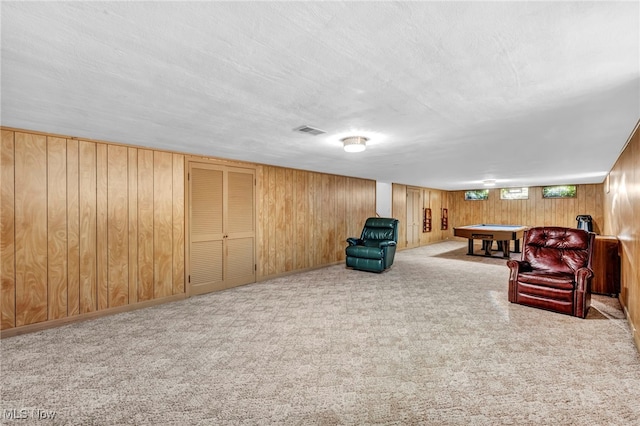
[{"x1": 1, "y1": 240, "x2": 639, "y2": 425}]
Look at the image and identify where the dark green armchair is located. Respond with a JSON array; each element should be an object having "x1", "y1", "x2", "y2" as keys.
[{"x1": 346, "y1": 218, "x2": 399, "y2": 272}]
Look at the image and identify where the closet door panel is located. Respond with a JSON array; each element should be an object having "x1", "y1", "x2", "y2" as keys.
[
  {"x1": 227, "y1": 170, "x2": 254, "y2": 234},
  {"x1": 191, "y1": 167, "x2": 223, "y2": 236},
  {"x1": 188, "y1": 163, "x2": 255, "y2": 295},
  {"x1": 189, "y1": 165, "x2": 224, "y2": 295},
  {"x1": 226, "y1": 168, "x2": 255, "y2": 286},
  {"x1": 191, "y1": 240, "x2": 223, "y2": 286},
  {"x1": 226, "y1": 238, "x2": 255, "y2": 285}
]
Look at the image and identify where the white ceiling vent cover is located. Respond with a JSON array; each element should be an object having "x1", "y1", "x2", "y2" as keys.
[{"x1": 293, "y1": 125, "x2": 326, "y2": 136}]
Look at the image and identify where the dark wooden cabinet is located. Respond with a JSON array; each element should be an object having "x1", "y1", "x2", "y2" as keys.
[{"x1": 592, "y1": 236, "x2": 620, "y2": 296}]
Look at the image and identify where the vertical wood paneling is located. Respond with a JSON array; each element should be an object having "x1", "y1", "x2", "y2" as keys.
[
  {"x1": 256, "y1": 167, "x2": 265, "y2": 275},
  {"x1": 172, "y1": 154, "x2": 185, "y2": 295},
  {"x1": 153, "y1": 151, "x2": 173, "y2": 299},
  {"x1": 14, "y1": 133, "x2": 48, "y2": 326},
  {"x1": 412, "y1": 188, "x2": 452, "y2": 244},
  {"x1": 260, "y1": 166, "x2": 267, "y2": 273},
  {"x1": 314, "y1": 173, "x2": 323, "y2": 265},
  {"x1": 47, "y1": 137, "x2": 68, "y2": 319},
  {"x1": 294, "y1": 170, "x2": 306, "y2": 270},
  {"x1": 322, "y1": 174, "x2": 332, "y2": 264},
  {"x1": 5, "y1": 125, "x2": 631, "y2": 339},
  {"x1": 107, "y1": 145, "x2": 129, "y2": 307},
  {"x1": 128, "y1": 148, "x2": 138, "y2": 304},
  {"x1": 1, "y1": 128, "x2": 190, "y2": 334},
  {"x1": 335, "y1": 175, "x2": 347, "y2": 261},
  {"x1": 258, "y1": 167, "x2": 267, "y2": 273},
  {"x1": 588, "y1": 185, "x2": 598, "y2": 219},
  {"x1": 263, "y1": 166, "x2": 270, "y2": 273},
  {"x1": 255, "y1": 165, "x2": 376, "y2": 279},
  {"x1": 95, "y1": 143, "x2": 109, "y2": 310},
  {"x1": 345, "y1": 177, "x2": 355, "y2": 240},
  {"x1": 275, "y1": 167, "x2": 285, "y2": 273},
  {"x1": 524, "y1": 190, "x2": 534, "y2": 227},
  {"x1": 96, "y1": 144, "x2": 108, "y2": 310},
  {"x1": 79, "y1": 141, "x2": 97, "y2": 314},
  {"x1": 540, "y1": 194, "x2": 548, "y2": 225},
  {"x1": 431, "y1": 190, "x2": 442, "y2": 240},
  {"x1": 1, "y1": 130, "x2": 16, "y2": 329},
  {"x1": 307, "y1": 172, "x2": 316, "y2": 268},
  {"x1": 604, "y1": 123, "x2": 639, "y2": 350},
  {"x1": 267, "y1": 167, "x2": 276, "y2": 276},
  {"x1": 284, "y1": 168, "x2": 293, "y2": 271},
  {"x1": 392, "y1": 184, "x2": 407, "y2": 248},
  {"x1": 449, "y1": 184, "x2": 604, "y2": 231},
  {"x1": 534, "y1": 189, "x2": 542, "y2": 225},
  {"x1": 138, "y1": 149, "x2": 154, "y2": 301},
  {"x1": 67, "y1": 139, "x2": 80, "y2": 317},
  {"x1": 631, "y1": 142, "x2": 638, "y2": 333}
]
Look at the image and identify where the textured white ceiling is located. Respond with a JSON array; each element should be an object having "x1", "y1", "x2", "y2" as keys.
[{"x1": 2, "y1": 1, "x2": 639, "y2": 190}]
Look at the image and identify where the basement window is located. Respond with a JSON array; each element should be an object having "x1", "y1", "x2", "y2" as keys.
[
  {"x1": 465, "y1": 190, "x2": 489, "y2": 200},
  {"x1": 542, "y1": 185, "x2": 577, "y2": 198},
  {"x1": 500, "y1": 187, "x2": 529, "y2": 200}
]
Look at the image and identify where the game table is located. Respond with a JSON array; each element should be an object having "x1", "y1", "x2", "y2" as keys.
[{"x1": 453, "y1": 224, "x2": 529, "y2": 258}]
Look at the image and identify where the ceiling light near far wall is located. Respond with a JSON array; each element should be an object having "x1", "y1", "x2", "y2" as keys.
[
  {"x1": 483, "y1": 179, "x2": 496, "y2": 186},
  {"x1": 342, "y1": 136, "x2": 368, "y2": 153}
]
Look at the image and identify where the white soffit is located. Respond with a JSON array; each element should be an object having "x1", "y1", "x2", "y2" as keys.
[{"x1": 1, "y1": 1, "x2": 638, "y2": 190}]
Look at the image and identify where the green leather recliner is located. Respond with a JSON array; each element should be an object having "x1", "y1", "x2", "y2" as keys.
[{"x1": 345, "y1": 217, "x2": 399, "y2": 272}]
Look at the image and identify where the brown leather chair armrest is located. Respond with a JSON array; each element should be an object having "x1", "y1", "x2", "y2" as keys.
[
  {"x1": 507, "y1": 260, "x2": 531, "y2": 273},
  {"x1": 507, "y1": 260, "x2": 531, "y2": 302},
  {"x1": 575, "y1": 267, "x2": 594, "y2": 291},
  {"x1": 574, "y1": 267, "x2": 594, "y2": 318}
]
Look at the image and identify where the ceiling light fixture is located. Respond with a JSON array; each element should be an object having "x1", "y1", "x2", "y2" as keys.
[
  {"x1": 342, "y1": 136, "x2": 367, "y2": 153},
  {"x1": 483, "y1": 179, "x2": 496, "y2": 186}
]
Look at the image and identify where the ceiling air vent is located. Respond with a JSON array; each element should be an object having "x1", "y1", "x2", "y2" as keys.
[{"x1": 293, "y1": 125, "x2": 326, "y2": 136}]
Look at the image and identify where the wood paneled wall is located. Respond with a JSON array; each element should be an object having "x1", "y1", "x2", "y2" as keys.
[
  {"x1": 4, "y1": 124, "x2": 632, "y2": 347},
  {"x1": 603, "y1": 122, "x2": 640, "y2": 350},
  {"x1": 391, "y1": 183, "x2": 452, "y2": 249},
  {"x1": 448, "y1": 184, "x2": 604, "y2": 232},
  {"x1": 1, "y1": 129, "x2": 185, "y2": 331},
  {"x1": 256, "y1": 166, "x2": 376, "y2": 279}
]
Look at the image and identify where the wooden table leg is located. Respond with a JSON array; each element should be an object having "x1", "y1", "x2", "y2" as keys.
[
  {"x1": 483, "y1": 240, "x2": 492, "y2": 256},
  {"x1": 514, "y1": 239, "x2": 521, "y2": 253}
]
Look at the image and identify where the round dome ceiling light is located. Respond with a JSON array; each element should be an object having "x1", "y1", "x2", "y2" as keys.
[{"x1": 342, "y1": 136, "x2": 368, "y2": 153}]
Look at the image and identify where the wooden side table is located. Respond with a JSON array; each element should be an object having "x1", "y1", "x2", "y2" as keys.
[{"x1": 592, "y1": 235, "x2": 620, "y2": 297}]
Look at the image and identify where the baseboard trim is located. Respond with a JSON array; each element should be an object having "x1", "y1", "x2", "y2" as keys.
[
  {"x1": 0, "y1": 294, "x2": 187, "y2": 339},
  {"x1": 621, "y1": 300, "x2": 639, "y2": 353}
]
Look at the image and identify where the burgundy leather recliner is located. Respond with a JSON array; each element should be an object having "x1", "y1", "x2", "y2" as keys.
[{"x1": 507, "y1": 227, "x2": 595, "y2": 318}]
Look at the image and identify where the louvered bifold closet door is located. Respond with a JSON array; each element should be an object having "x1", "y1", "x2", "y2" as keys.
[
  {"x1": 190, "y1": 165, "x2": 224, "y2": 295},
  {"x1": 188, "y1": 163, "x2": 256, "y2": 296},
  {"x1": 225, "y1": 170, "x2": 256, "y2": 287}
]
